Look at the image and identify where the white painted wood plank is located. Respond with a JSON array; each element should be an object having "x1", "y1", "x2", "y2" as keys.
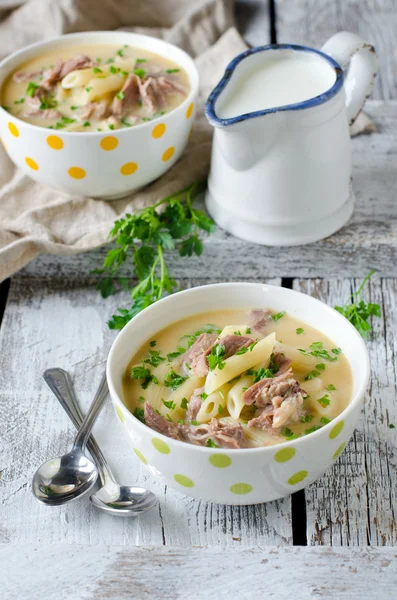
[
  {"x1": 276, "y1": 0, "x2": 397, "y2": 100},
  {"x1": 294, "y1": 278, "x2": 397, "y2": 546},
  {"x1": 18, "y1": 101, "x2": 397, "y2": 279},
  {"x1": 2, "y1": 544, "x2": 397, "y2": 600},
  {"x1": 0, "y1": 276, "x2": 292, "y2": 547}
]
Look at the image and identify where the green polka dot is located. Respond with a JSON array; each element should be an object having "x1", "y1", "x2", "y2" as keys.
[
  {"x1": 329, "y1": 420, "x2": 344, "y2": 439},
  {"x1": 230, "y1": 483, "x2": 253, "y2": 495},
  {"x1": 134, "y1": 448, "x2": 147, "y2": 464},
  {"x1": 288, "y1": 470, "x2": 308, "y2": 485},
  {"x1": 115, "y1": 405, "x2": 125, "y2": 423},
  {"x1": 332, "y1": 442, "x2": 346, "y2": 460},
  {"x1": 209, "y1": 454, "x2": 232, "y2": 468},
  {"x1": 274, "y1": 447, "x2": 296, "y2": 463},
  {"x1": 152, "y1": 437, "x2": 170, "y2": 454},
  {"x1": 174, "y1": 474, "x2": 194, "y2": 487}
]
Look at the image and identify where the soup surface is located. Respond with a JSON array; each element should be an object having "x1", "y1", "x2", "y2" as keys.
[
  {"x1": 2, "y1": 44, "x2": 189, "y2": 131},
  {"x1": 123, "y1": 308, "x2": 352, "y2": 449},
  {"x1": 217, "y1": 51, "x2": 336, "y2": 118}
]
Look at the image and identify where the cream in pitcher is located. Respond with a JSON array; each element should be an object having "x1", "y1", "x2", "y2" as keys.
[{"x1": 205, "y1": 32, "x2": 378, "y2": 246}]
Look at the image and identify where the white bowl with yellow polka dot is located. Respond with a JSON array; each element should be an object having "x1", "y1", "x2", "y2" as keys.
[
  {"x1": 0, "y1": 32, "x2": 199, "y2": 199},
  {"x1": 107, "y1": 282, "x2": 370, "y2": 505}
]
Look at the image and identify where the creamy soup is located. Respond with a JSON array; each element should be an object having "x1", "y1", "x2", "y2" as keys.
[
  {"x1": 123, "y1": 308, "x2": 352, "y2": 449},
  {"x1": 217, "y1": 51, "x2": 336, "y2": 118},
  {"x1": 2, "y1": 44, "x2": 189, "y2": 131}
]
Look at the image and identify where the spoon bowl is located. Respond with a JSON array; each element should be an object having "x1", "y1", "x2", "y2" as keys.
[
  {"x1": 90, "y1": 486, "x2": 157, "y2": 516},
  {"x1": 33, "y1": 450, "x2": 98, "y2": 505}
]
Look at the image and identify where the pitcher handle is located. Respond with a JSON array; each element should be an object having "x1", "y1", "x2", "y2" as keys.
[{"x1": 321, "y1": 31, "x2": 378, "y2": 125}]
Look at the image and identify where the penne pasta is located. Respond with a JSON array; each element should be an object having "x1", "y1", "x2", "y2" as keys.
[
  {"x1": 227, "y1": 376, "x2": 252, "y2": 420},
  {"x1": 159, "y1": 374, "x2": 204, "y2": 421},
  {"x1": 205, "y1": 332, "x2": 276, "y2": 395},
  {"x1": 85, "y1": 74, "x2": 126, "y2": 101},
  {"x1": 196, "y1": 382, "x2": 232, "y2": 424},
  {"x1": 275, "y1": 342, "x2": 320, "y2": 370},
  {"x1": 61, "y1": 68, "x2": 98, "y2": 89},
  {"x1": 219, "y1": 325, "x2": 249, "y2": 338}
]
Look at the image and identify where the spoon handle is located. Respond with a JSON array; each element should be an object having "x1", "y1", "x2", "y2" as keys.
[
  {"x1": 43, "y1": 368, "x2": 114, "y2": 485},
  {"x1": 72, "y1": 371, "x2": 109, "y2": 451}
]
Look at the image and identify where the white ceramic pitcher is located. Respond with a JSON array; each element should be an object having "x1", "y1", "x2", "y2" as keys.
[{"x1": 205, "y1": 32, "x2": 378, "y2": 246}]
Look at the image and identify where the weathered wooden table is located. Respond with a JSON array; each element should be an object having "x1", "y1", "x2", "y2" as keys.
[{"x1": 1, "y1": 2, "x2": 397, "y2": 598}]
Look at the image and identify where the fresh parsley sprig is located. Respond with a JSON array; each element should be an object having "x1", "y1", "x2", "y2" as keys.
[
  {"x1": 96, "y1": 181, "x2": 214, "y2": 329},
  {"x1": 334, "y1": 270, "x2": 381, "y2": 338}
]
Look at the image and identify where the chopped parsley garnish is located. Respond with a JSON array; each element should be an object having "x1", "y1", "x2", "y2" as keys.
[
  {"x1": 1, "y1": 105, "x2": 10, "y2": 110},
  {"x1": 97, "y1": 128, "x2": 102, "y2": 131},
  {"x1": 144, "y1": 350, "x2": 166, "y2": 367},
  {"x1": 299, "y1": 415, "x2": 314, "y2": 423},
  {"x1": 299, "y1": 342, "x2": 340, "y2": 362},
  {"x1": 305, "y1": 369, "x2": 321, "y2": 381},
  {"x1": 334, "y1": 270, "x2": 381, "y2": 338},
  {"x1": 133, "y1": 68, "x2": 146, "y2": 79},
  {"x1": 272, "y1": 311, "x2": 285, "y2": 322},
  {"x1": 106, "y1": 57, "x2": 115, "y2": 64},
  {"x1": 136, "y1": 58, "x2": 147, "y2": 63},
  {"x1": 199, "y1": 392, "x2": 208, "y2": 400},
  {"x1": 246, "y1": 327, "x2": 251, "y2": 334},
  {"x1": 54, "y1": 116, "x2": 76, "y2": 129},
  {"x1": 117, "y1": 49, "x2": 124, "y2": 57},
  {"x1": 320, "y1": 417, "x2": 331, "y2": 425},
  {"x1": 121, "y1": 118, "x2": 131, "y2": 127},
  {"x1": 85, "y1": 86, "x2": 92, "y2": 93},
  {"x1": 182, "y1": 326, "x2": 220, "y2": 347},
  {"x1": 14, "y1": 98, "x2": 25, "y2": 104},
  {"x1": 138, "y1": 396, "x2": 145, "y2": 403},
  {"x1": 326, "y1": 384, "x2": 336, "y2": 391},
  {"x1": 166, "y1": 68, "x2": 180, "y2": 73},
  {"x1": 235, "y1": 346, "x2": 248, "y2": 355},
  {"x1": 305, "y1": 425, "x2": 322, "y2": 435},
  {"x1": 93, "y1": 67, "x2": 103, "y2": 73},
  {"x1": 218, "y1": 404, "x2": 224, "y2": 414},
  {"x1": 249, "y1": 341, "x2": 258, "y2": 351},
  {"x1": 116, "y1": 91, "x2": 125, "y2": 100},
  {"x1": 180, "y1": 397, "x2": 188, "y2": 409},
  {"x1": 164, "y1": 369, "x2": 187, "y2": 390},
  {"x1": 83, "y1": 121, "x2": 90, "y2": 127},
  {"x1": 26, "y1": 82, "x2": 39, "y2": 96},
  {"x1": 190, "y1": 420, "x2": 199, "y2": 426},
  {"x1": 70, "y1": 105, "x2": 78, "y2": 110},
  {"x1": 317, "y1": 394, "x2": 330, "y2": 408},
  {"x1": 130, "y1": 365, "x2": 158, "y2": 389},
  {"x1": 109, "y1": 65, "x2": 119, "y2": 75},
  {"x1": 252, "y1": 367, "x2": 273, "y2": 383},
  {"x1": 234, "y1": 330, "x2": 241, "y2": 336},
  {"x1": 389, "y1": 424, "x2": 395, "y2": 429},
  {"x1": 162, "y1": 398, "x2": 176, "y2": 410},
  {"x1": 281, "y1": 427, "x2": 294, "y2": 438},
  {"x1": 316, "y1": 363, "x2": 326, "y2": 371},
  {"x1": 206, "y1": 438, "x2": 219, "y2": 448},
  {"x1": 133, "y1": 407, "x2": 145, "y2": 424},
  {"x1": 150, "y1": 340, "x2": 156, "y2": 347},
  {"x1": 167, "y1": 346, "x2": 186, "y2": 361},
  {"x1": 108, "y1": 124, "x2": 115, "y2": 130},
  {"x1": 296, "y1": 328, "x2": 304, "y2": 335},
  {"x1": 207, "y1": 343, "x2": 226, "y2": 371}
]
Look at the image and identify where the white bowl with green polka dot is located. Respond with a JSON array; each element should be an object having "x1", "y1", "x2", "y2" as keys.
[
  {"x1": 0, "y1": 31, "x2": 198, "y2": 200},
  {"x1": 107, "y1": 283, "x2": 370, "y2": 505}
]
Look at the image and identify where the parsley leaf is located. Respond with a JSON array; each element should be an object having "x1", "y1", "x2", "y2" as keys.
[
  {"x1": 162, "y1": 398, "x2": 176, "y2": 410},
  {"x1": 296, "y1": 328, "x2": 304, "y2": 335},
  {"x1": 305, "y1": 369, "x2": 320, "y2": 380},
  {"x1": 166, "y1": 68, "x2": 180, "y2": 73},
  {"x1": 133, "y1": 407, "x2": 145, "y2": 424},
  {"x1": 320, "y1": 417, "x2": 331, "y2": 425},
  {"x1": 144, "y1": 350, "x2": 166, "y2": 367},
  {"x1": 26, "y1": 82, "x2": 39, "y2": 97},
  {"x1": 272, "y1": 311, "x2": 285, "y2": 322},
  {"x1": 334, "y1": 270, "x2": 381, "y2": 338},
  {"x1": 133, "y1": 68, "x2": 146, "y2": 79},
  {"x1": 180, "y1": 397, "x2": 188, "y2": 409},
  {"x1": 326, "y1": 384, "x2": 336, "y2": 391},
  {"x1": 95, "y1": 182, "x2": 214, "y2": 329},
  {"x1": 317, "y1": 394, "x2": 330, "y2": 408},
  {"x1": 206, "y1": 438, "x2": 219, "y2": 448},
  {"x1": 164, "y1": 369, "x2": 187, "y2": 390},
  {"x1": 207, "y1": 344, "x2": 226, "y2": 371}
]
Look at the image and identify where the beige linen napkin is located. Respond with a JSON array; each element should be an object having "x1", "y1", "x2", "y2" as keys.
[{"x1": 0, "y1": 0, "x2": 375, "y2": 281}]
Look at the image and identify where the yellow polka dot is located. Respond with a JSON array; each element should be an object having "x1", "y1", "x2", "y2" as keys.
[
  {"x1": 162, "y1": 146, "x2": 175, "y2": 162},
  {"x1": 115, "y1": 405, "x2": 125, "y2": 423},
  {"x1": 209, "y1": 454, "x2": 231, "y2": 468},
  {"x1": 332, "y1": 442, "x2": 346, "y2": 460},
  {"x1": 100, "y1": 136, "x2": 118, "y2": 151},
  {"x1": 230, "y1": 483, "x2": 253, "y2": 495},
  {"x1": 120, "y1": 162, "x2": 138, "y2": 176},
  {"x1": 174, "y1": 474, "x2": 194, "y2": 488},
  {"x1": 186, "y1": 102, "x2": 194, "y2": 119},
  {"x1": 152, "y1": 438, "x2": 170, "y2": 454},
  {"x1": 152, "y1": 123, "x2": 166, "y2": 139},
  {"x1": 134, "y1": 448, "x2": 147, "y2": 464},
  {"x1": 275, "y1": 448, "x2": 296, "y2": 463},
  {"x1": 8, "y1": 122, "x2": 19, "y2": 137},
  {"x1": 288, "y1": 470, "x2": 308, "y2": 485},
  {"x1": 47, "y1": 135, "x2": 64, "y2": 150},
  {"x1": 329, "y1": 420, "x2": 344, "y2": 440},
  {"x1": 25, "y1": 157, "x2": 39, "y2": 171},
  {"x1": 68, "y1": 166, "x2": 86, "y2": 179}
]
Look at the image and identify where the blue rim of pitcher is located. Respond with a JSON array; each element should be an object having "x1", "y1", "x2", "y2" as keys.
[{"x1": 205, "y1": 44, "x2": 344, "y2": 126}]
